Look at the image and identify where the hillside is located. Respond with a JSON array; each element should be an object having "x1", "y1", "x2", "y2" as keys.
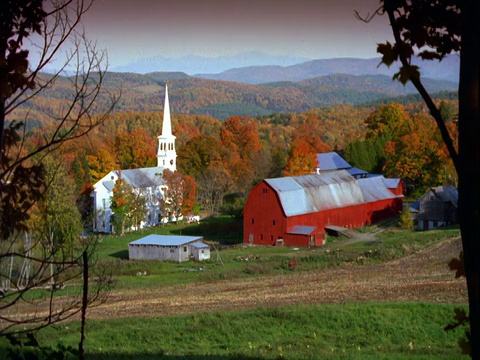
[{"x1": 14, "y1": 71, "x2": 458, "y2": 122}]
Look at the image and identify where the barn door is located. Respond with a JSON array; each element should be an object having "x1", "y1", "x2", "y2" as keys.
[
  {"x1": 249, "y1": 233, "x2": 254, "y2": 244},
  {"x1": 309, "y1": 236, "x2": 315, "y2": 247}
]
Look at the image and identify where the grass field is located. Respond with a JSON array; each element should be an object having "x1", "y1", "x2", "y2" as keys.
[
  {"x1": 87, "y1": 219, "x2": 460, "y2": 292},
  {"x1": 1, "y1": 218, "x2": 468, "y2": 359},
  {"x1": 13, "y1": 303, "x2": 468, "y2": 359}
]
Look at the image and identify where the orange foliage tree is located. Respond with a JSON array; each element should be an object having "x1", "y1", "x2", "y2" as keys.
[
  {"x1": 284, "y1": 117, "x2": 331, "y2": 176},
  {"x1": 219, "y1": 116, "x2": 262, "y2": 195},
  {"x1": 382, "y1": 111, "x2": 455, "y2": 195},
  {"x1": 160, "y1": 169, "x2": 197, "y2": 223}
]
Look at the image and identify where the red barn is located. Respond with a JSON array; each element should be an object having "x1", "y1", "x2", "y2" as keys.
[{"x1": 243, "y1": 170, "x2": 403, "y2": 247}]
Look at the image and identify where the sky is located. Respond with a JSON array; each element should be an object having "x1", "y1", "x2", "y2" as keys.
[{"x1": 80, "y1": 0, "x2": 392, "y2": 68}]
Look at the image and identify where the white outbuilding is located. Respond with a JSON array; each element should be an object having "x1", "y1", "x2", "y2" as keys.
[{"x1": 128, "y1": 234, "x2": 210, "y2": 262}]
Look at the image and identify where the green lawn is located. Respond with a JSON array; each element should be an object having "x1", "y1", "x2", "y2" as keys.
[
  {"x1": 1, "y1": 219, "x2": 466, "y2": 359},
  {"x1": 10, "y1": 302, "x2": 467, "y2": 359}
]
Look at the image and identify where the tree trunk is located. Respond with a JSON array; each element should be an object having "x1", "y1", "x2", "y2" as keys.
[
  {"x1": 458, "y1": 1, "x2": 479, "y2": 357},
  {"x1": 79, "y1": 250, "x2": 89, "y2": 360}
]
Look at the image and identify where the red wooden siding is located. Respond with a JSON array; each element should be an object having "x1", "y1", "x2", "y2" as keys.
[{"x1": 244, "y1": 180, "x2": 402, "y2": 247}]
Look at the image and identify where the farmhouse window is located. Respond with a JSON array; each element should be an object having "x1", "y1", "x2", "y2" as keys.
[
  {"x1": 260, "y1": 234, "x2": 263, "y2": 240},
  {"x1": 262, "y1": 188, "x2": 268, "y2": 194},
  {"x1": 251, "y1": 218, "x2": 254, "y2": 224},
  {"x1": 272, "y1": 220, "x2": 276, "y2": 225},
  {"x1": 170, "y1": 249, "x2": 174, "y2": 253},
  {"x1": 183, "y1": 246, "x2": 187, "y2": 252}
]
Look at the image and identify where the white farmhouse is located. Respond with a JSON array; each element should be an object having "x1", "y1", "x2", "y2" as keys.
[{"x1": 92, "y1": 83, "x2": 177, "y2": 233}]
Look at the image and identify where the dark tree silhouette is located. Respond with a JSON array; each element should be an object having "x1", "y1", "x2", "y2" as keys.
[
  {"x1": 357, "y1": 1, "x2": 478, "y2": 357},
  {"x1": 0, "y1": 0, "x2": 117, "y2": 341}
]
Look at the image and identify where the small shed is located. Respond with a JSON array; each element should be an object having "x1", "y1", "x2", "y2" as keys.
[
  {"x1": 284, "y1": 225, "x2": 324, "y2": 247},
  {"x1": 128, "y1": 234, "x2": 210, "y2": 262}
]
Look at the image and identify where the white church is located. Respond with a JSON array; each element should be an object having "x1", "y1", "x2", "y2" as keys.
[{"x1": 92, "y1": 83, "x2": 177, "y2": 233}]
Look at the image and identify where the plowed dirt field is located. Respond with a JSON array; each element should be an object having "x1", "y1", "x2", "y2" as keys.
[{"x1": 88, "y1": 237, "x2": 467, "y2": 320}]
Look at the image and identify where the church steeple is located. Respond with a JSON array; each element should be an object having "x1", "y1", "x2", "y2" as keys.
[{"x1": 157, "y1": 82, "x2": 176, "y2": 171}]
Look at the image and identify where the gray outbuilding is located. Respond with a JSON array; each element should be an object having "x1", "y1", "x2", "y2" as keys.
[{"x1": 128, "y1": 234, "x2": 210, "y2": 262}]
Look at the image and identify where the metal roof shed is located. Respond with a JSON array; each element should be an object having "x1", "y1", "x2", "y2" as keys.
[{"x1": 128, "y1": 234, "x2": 209, "y2": 262}]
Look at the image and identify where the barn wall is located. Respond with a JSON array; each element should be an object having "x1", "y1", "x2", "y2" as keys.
[
  {"x1": 193, "y1": 247, "x2": 210, "y2": 261},
  {"x1": 283, "y1": 233, "x2": 324, "y2": 247},
  {"x1": 389, "y1": 182, "x2": 404, "y2": 196},
  {"x1": 129, "y1": 244, "x2": 182, "y2": 261},
  {"x1": 243, "y1": 182, "x2": 287, "y2": 245},
  {"x1": 244, "y1": 180, "x2": 403, "y2": 247}
]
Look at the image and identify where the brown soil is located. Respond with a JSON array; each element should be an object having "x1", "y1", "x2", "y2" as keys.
[
  {"x1": 4, "y1": 237, "x2": 466, "y2": 325},
  {"x1": 87, "y1": 236, "x2": 467, "y2": 320}
]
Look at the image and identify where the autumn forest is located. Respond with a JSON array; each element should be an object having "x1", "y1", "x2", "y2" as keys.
[{"x1": 9, "y1": 72, "x2": 458, "y2": 229}]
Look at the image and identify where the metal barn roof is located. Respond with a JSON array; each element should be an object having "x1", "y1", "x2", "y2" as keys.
[
  {"x1": 431, "y1": 185, "x2": 458, "y2": 206},
  {"x1": 265, "y1": 170, "x2": 365, "y2": 217},
  {"x1": 316, "y1": 152, "x2": 352, "y2": 171},
  {"x1": 129, "y1": 234, "x2": 203, "y2": 247},
  {"x1": 366, "y1": 174, "x2": 402, "y2": 189},
  {"x1": 265, "y1": 170, "x2": 399, "y2": 218},
  {"x1": 347, "y1": 167, "x2": 368, "y2": 177},
  {"x1": 357, "y1": 176, "x2": 396, "y2": 202},
  {"x1": 286, "y1": 225, "x2": 317, "y2": 235},
  {"x1": 382, "y1": 178, "x2": 402, "y2": 189},
  {"x1": 192, "y1": 243, "x2": 209, "y2": 249}
]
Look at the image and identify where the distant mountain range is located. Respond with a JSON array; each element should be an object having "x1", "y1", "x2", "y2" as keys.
[
  {"x1": 195, "y1": 55, "x2": 460, "y2": 84},
  {"x1": 108, "y1": 52, "x2": 459, "y2": 85},
  {"x1": 110, "y1": 51, "x2": 310, "y2": 75}
]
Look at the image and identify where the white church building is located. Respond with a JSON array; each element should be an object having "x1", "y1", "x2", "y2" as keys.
[{"x1": 92, "y1": 84, "x2": 176, "y2": 233}]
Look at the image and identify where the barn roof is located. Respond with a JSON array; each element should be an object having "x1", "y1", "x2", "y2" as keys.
[
  {"x1": 429, "y1": 185, "x2": 458, "y2": 206},
  {"x1": 347, "y1": 167, "x2": 368, "y2": 177},
  {"x1": 116, "y1": 167, "x2": 164, "y2": 189},
  {"x1": 192, "y1": 243, "x2": 209, "y2": 249},
  {"x1": 382, "y1": 178, "x2": 402, "y2": 189},
  {"x1": 316, "y1": 152, "x2": 352, "y2": 171},
  {"x1": 286, "y1": 225, "x2": 317, "y2": 235},
  {"x1": 129, "y1": 234, "x2": 203, "y2": 246},
  {"x1": 357, "y1": 176, "x2": 396, "y2": 202},
  {"x1": 366, "y1": 174, "x2": 402, "y2": 189},
  {"x1": 265, "y1": 170, "x2": 365, "y2": 217},
  {"x1": 434, "y1": 185, "x2": 458, "y2": 205},
  {"x1": 264, "y1": 171, "x2": 399, "y2": 217}
]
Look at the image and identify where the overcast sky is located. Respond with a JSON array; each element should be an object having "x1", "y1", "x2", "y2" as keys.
[{"x1": 80, "y1": 0, "x2": 391, "y2": 67}]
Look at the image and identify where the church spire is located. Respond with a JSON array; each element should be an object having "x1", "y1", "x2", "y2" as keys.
[
  {"x1": 162, "y1": 82, "x2": 172, "y2": 136},
  {"x1": 157, "y1": 82, "x2": 176, "y2": 171}
]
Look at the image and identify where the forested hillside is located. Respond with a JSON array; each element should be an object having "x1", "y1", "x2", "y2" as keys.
[
  {"x1": 13, "y1": 72, "x2": 457, "y2": 123},
  {"x1": 10, "y1": 68, "x2": 458, "y2": 227}
]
